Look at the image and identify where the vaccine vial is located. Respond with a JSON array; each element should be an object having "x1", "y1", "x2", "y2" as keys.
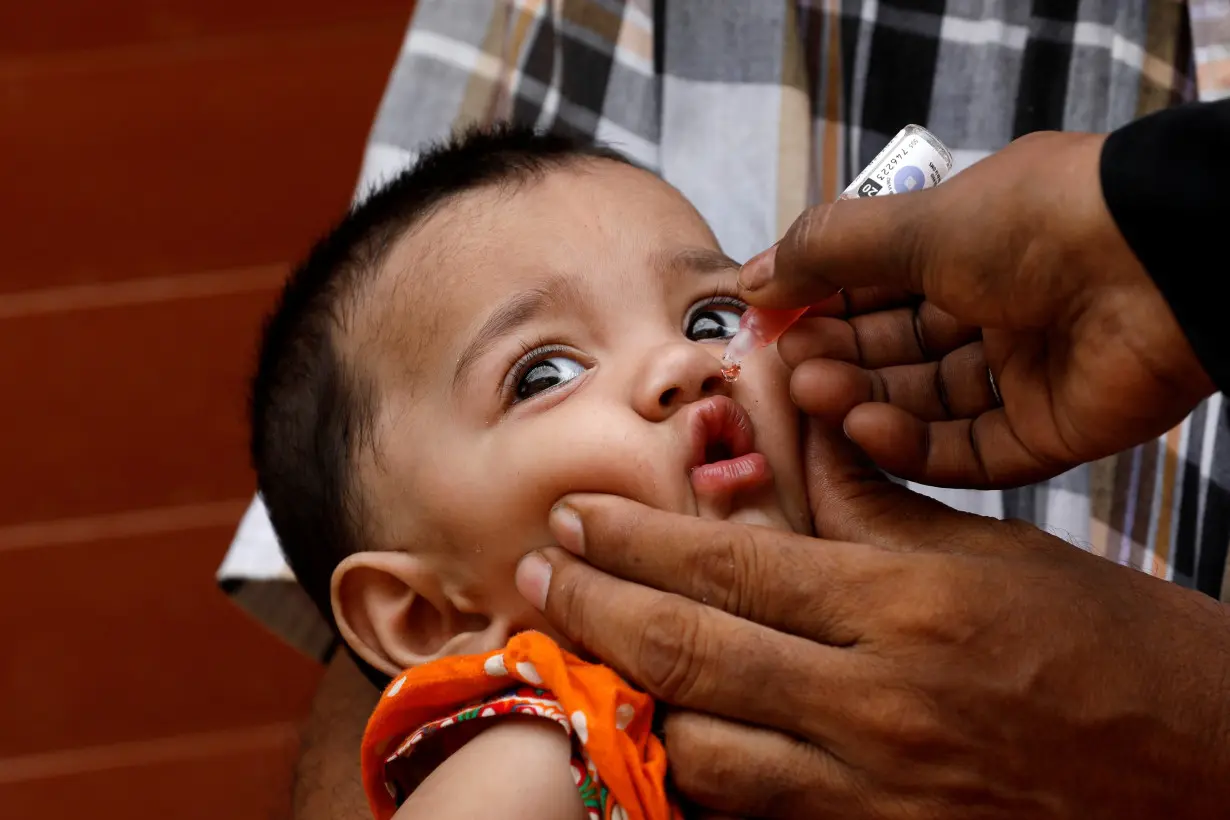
[{"x1": 721, "y1": 124, "x2": 954, "y2": 378}]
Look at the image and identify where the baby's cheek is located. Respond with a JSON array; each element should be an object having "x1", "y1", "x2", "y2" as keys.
[
  {"x1": 741, "y1": 352, "x2": 811, "y2": 527},
  {"x1": 503, "y1": 427, "x2": 674, "y2": 510},
  {"x1": 438, "y1": 420, "x2": 676, "y2": 554},
  {"x1": 740, "y1": 350, "x2": 796, "y2": 432}
]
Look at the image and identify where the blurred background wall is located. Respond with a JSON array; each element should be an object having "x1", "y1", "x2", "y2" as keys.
[{"x1": 0, "y1": 2, "x2": 413, "y2": 816}]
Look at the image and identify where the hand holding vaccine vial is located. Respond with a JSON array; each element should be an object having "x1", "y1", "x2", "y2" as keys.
[{"x1": 721, "y1": 125, "x2": 954, "y2": 380}]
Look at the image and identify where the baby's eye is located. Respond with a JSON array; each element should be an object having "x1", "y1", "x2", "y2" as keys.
[
  {"x1": 514, "y1": 354, "x2": 587, "y2": 403},
  {"x1": 686, "y1": 297, "x2": 746, "y2": 342}
]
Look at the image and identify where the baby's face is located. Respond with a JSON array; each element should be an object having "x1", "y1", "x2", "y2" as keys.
[{"x1": 350, "y1": 161, "x2": 811, "y2": 639}]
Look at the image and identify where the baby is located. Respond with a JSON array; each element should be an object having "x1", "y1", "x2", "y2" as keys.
[{"x1": 251, "y1": 125, "x2": 814, "y2": 820}]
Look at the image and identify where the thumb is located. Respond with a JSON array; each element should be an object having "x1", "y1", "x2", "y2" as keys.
[
  {"x1": 802, "y1": 416, "x2": 964, "y2": 549},
  {"x1": 738, "y1": 187, "x2": 942, "y2": 310}
]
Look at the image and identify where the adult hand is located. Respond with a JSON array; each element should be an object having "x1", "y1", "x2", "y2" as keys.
[
  {"x1": 738, "y1": 131, "x2": 1216, "y2": 488},
  {"x1": 515, "y1": 423, "x2": 1230, "y2": 819}
]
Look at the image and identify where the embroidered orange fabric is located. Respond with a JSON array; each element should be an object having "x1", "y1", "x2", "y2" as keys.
[{"x1": 362, "y1": 630, "x2": 679, "y2": 820}]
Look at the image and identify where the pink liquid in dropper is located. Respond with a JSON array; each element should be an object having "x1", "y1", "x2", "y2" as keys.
[
  {"x1": 721, "y1": 125, "x2": 954, "y2": 381},
  {"x1": 721, "y1": 306, "x2": 810, "y2": 380}
]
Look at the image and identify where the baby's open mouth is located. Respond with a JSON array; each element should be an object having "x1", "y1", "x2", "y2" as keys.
[
  {"x1": 687, "y1": 396, "x2": 773, "y2": 498},
  {"x1": 704, "y1": 440, "x2": 734, "y2": 463}
]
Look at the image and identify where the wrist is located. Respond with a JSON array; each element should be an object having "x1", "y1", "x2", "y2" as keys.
[
  {"x1": 1080, "y1": 126, "x2": 1217, "y2": 410},
  {"x1": 1099, "y1": 106, "x2": 1230, "y2": 393}
]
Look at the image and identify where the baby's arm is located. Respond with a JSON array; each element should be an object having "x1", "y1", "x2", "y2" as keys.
[{"x1": 392, "y1": 715, "x2": 586, "y2": 820}]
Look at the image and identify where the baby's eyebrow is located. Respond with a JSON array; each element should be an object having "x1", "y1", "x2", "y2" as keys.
[
  {"x1": 659, "y1": 247, "x2": 742, "y2": 277},
  {"x1": 452, "y1": 274, "x2": 583, "y2": 390},
  {"x1": 450, "y1": 248, "x2": 737, "y2": 390}
]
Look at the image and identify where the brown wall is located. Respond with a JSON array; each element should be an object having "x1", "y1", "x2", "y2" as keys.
[{"x1": 0, "y1": 2, "x2": 412, "y2": 817}]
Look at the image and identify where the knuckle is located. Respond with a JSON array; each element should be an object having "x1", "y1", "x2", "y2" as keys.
[
  {"x1": 879, "y1": 558, "x2": 986, "y2": 648},
  {"x1": 689, "y1": 543, "x2": 736, "y2": 612},
  {"x1": 861, "y1": 684, "x2": 944, "y2": 759},
  {"x1": 1010, "y1": 130, "x2": 1055, "y2": 151},
  {"x1": 900, "y1": 586, "x2": 963, "y2": 644},
  {"x1": 548, "y1": 560, "x2": 593, "y2": 645},
  {"x1": 916, "y1": 574, "x2": 961, "y2": 628},
  {"x1": 634, "y1": 598, "x2": 709, "y2": 704},
  {"x1": 785, "y1": 204, "x2": 817, "y2": 256},
  {"x1": 664, "y1": 715, "x2": 836, "y2": 820},
  {"x1": 684, "y1": 527, "x2": 756, "y2": 618},
  {"x1": 662, "y1": 715, "x2": 734, "y2": 805}
]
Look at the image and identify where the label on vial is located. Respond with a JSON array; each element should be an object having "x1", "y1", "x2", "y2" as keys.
[{"x1": 842, "y1": 126, "x2": 954, "y2": 199}]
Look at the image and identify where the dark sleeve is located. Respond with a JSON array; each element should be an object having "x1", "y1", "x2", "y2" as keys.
[{"x1": 1099, "y1": 99, "x2": 1230, "y2": 394}]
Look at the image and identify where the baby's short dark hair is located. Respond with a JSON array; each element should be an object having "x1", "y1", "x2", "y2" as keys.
[{"x1": 250, "y1": 125, "x2": 632, "y2": 631}]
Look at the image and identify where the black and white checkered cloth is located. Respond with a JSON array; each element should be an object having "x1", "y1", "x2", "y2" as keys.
[{"x1": 219, "y1": 0, "x2": 1230, "y2": 660}]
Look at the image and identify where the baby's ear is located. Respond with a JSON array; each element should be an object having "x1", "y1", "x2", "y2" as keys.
[{"x1": 331, "y1": 552, "x2": 501, "y2": 677}]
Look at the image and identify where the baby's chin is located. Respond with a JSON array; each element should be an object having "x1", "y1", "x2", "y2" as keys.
[
  {"x1": 693, "y1": 473, "x2": 804, "y2": 534},
  {"x1": 724, "y1": 503, "x2": 798, "y2": 532}
]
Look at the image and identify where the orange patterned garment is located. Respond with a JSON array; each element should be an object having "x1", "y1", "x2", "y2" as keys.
[{"x1": 362, "y1": 630, "x2": 681, "y2": 820}]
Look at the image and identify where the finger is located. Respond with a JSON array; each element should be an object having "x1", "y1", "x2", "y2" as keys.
[
  {"x1": 802, "y1": 291, "x2": 848, "y2": 318},
  {"x1": 664, "y1": 711, "x2": 864, "y2": 820},
  {"x1": 790, "y1": 342, "x2": 999, "y2": 426},
  {"x1": 545, "y1": 495, "x2": 874, "y2": 643},
  {"x1": 800, "y1": 416, "x2": 967, "y2": 548},
  {"x1": 778, "y1": 303, "x2": 978, "y2": 371},
  {"x1": 844, "y1": 403, "x2": 1060, "y2": 488},
  {"x1": 522, "y1": 546, "x2": 867, "y2": 735},
  {"x1": 789, "y1": 358, "x2": 884, "y2": 428},
  {"x1": 800, "y1": 286, "x2": 919, "y2": 321},
  {"x1": 777, "y1": 317, "x2": 860, "y2": 367},
  {"x1": 849, "y1": 302, "x2": 979, "y2": 367},
  {"x1": 841, "y1": 286, "x2": 916, "y2": 316},
  {"x1": 738, "y1": 191, "x2": 942, "y2": 309},
  {"x1": 870, "y1": 343, "x2": 1000, "y2": 422}
]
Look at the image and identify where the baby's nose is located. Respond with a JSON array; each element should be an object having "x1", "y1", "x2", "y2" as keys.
[{"x1": 634, "y1": 343, "x2": 730, "y2": 421}]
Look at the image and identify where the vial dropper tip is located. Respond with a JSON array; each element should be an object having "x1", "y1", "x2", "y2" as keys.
[{"x1": 722, "y1": 326, "x2": 761, "y2": 367}]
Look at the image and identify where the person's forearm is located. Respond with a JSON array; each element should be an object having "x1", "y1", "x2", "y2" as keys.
[
  {"x1": 293, "y1": 651, "x2": 380, "y2": 820},
  {"x1": 1100, "y1": 98, "x2": 1230, "y2": 393}
]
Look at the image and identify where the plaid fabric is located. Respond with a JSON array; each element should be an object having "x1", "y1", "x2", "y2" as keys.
[
  {"x1": 1192, "y1": 0, "x2": 1230, "y2": 99},
  {"x1": 219, "y1": 0, "x2": 1230, "y2": 660}
]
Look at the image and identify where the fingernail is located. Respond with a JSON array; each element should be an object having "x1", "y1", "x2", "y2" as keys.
[
  {"x1": 515, "y1": 552, "x2": 552, "y2": 611},
  {"x1": 738, "y1": 244, "x2": 777, "y2": 292},
  {"x1": 549, "y1": 504, "x2": 585, "y2": 555}
]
